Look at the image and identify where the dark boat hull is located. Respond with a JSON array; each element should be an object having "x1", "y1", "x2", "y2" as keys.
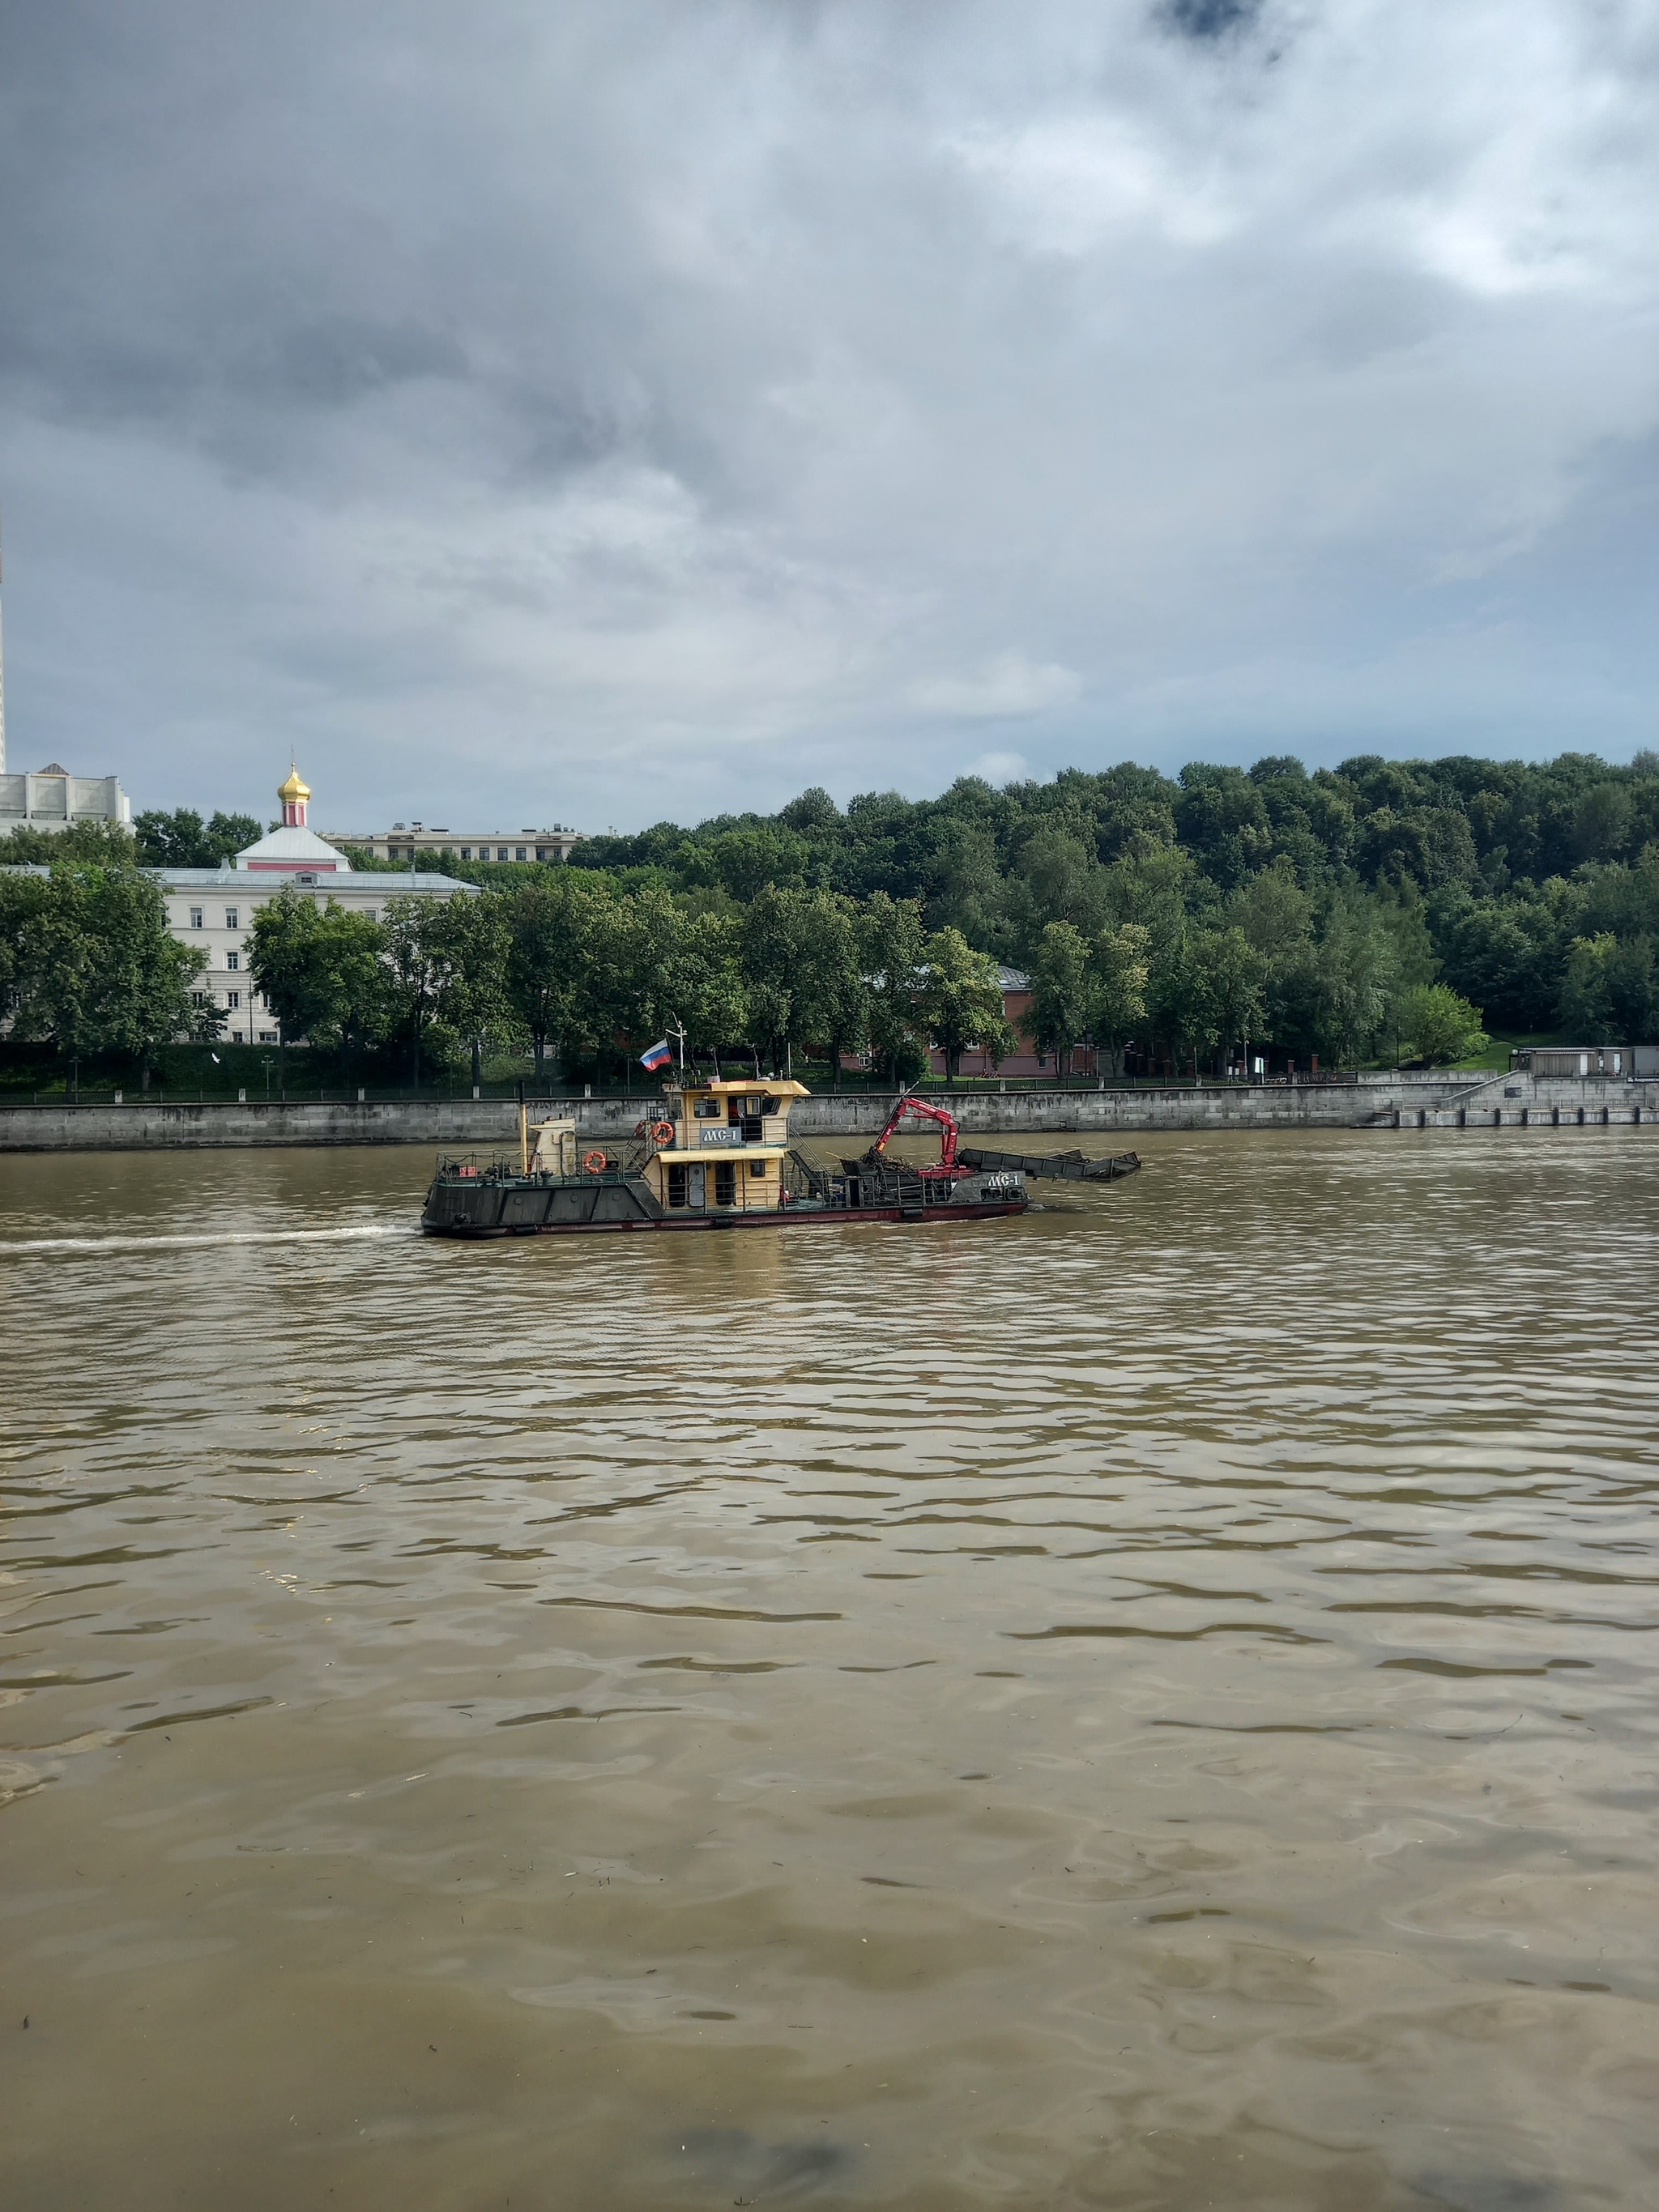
[
  {"x1": 423, "y1": 1201, "x2": 1028, "y2": 1238},
  {"x1": 421, "y1": 1161, "x2": 1027, "y2": 1238}
]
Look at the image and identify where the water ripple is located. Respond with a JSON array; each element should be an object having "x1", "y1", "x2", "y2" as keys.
[{"x1": 2, "y1": 1129, "x2": 1657, "y2": 2209}]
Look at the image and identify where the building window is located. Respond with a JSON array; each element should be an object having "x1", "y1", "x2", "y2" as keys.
[
  {"x1": 227, "y1": 991, "x2": 241, "y2": 1010},
  {"x1": 191, "y1": 990, "x2": 209, "y2": 1006},
  {"x1": 515, "y1": 846, "x2": 527, "y2": 862},
  {"x1": 224, "y1": 907, "x2": 238, "y2": 929},
  {"x1": 496, "y1": 846, "x2": 508, "y2": 861},
  {"x1": 535, "y1": 847, "x2": 547, "y2": 861},
  {"x1": 458, "y1": 848, "x2": 471, "y2": 860},
  {"x1": 225, "y1": 950, "x2": 240, "y2": 971},
  {"x1": 190, "y1": 907, "x2": 203, "y2": 928},
  {"x1": 260, "y1": 1029, "x2": 278, "y2": 1043},
  {"x1": 363, "y1": 909, "x2": 377, "y2": 924}
]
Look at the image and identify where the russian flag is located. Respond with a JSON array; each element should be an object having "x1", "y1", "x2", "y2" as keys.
[{"x1": 639, "y1": 1038, "x2": 673, "y2": 1072}]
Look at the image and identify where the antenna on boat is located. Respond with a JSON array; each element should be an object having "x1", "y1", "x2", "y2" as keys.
[{"x1": 670, "y1": 1018, "x2": 688, "y2": 1075}]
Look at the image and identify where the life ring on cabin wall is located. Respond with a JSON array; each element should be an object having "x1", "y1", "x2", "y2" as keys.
[
  {"x1": 582, "y1": 1149, "x2": 608, "y2": 1174},
  {"x1": 650, "y1": 1120, "x2": 675, "y2": 1146}
]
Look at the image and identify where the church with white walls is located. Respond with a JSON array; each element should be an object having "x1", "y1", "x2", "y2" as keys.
[
  {"x1": 233, "y1": 766, "x2": 353, "y2": 874},
  {"x1": 153, "y1": 765, "x2": 473, "y2": 1047}
]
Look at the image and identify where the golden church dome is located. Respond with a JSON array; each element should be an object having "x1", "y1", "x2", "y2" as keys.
[{"x1": 278, "y1": 765, "x2": 311, "y2": 803}]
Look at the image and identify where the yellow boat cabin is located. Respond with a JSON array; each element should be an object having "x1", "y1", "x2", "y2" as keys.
[{"x1": 644, "y1": 1077, "x2": 811, "y2": 1213}]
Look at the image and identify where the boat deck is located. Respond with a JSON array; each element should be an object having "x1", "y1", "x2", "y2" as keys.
[{"x1": 421, "y1": 1149, "x2": 1027, "y2": 1237}]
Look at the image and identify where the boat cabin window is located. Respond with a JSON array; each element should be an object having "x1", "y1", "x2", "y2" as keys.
[
  {"x1": 693, "y1": 1097, "x2": 723, "y2": 1119},
  {"x1": 667, "y1": 1165, "x2": 689, "y2": 1207},
  {"x1": 748, "y1": 1159, "x2": 768, "y2": 1178}
]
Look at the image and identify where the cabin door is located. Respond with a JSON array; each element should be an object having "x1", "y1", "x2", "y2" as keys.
[{"x1": 686, "y1": 1166, "x2": 706, "y2": 1208}]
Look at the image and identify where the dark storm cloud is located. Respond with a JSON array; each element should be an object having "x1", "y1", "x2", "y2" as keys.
[
  {"x1": 1162, "y1": 0, "x2": 1261, "y2": 40},
  {"x1": 1, "y1": 0, "x2": 1656, "y2": 827}
]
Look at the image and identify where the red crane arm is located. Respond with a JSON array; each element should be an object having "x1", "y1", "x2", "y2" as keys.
[{"x1": 870, "y1": 1093, "x2": 961, "y2": 1170}]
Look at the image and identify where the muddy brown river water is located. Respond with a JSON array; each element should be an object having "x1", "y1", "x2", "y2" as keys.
[{"x1": 2, "y1": 1128, "x2": 1657, "y2": 2212}]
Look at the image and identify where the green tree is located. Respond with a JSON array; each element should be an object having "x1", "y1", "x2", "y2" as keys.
[
  {"x1": 16, "y1": 856, "x2": 204, "y2": 1075},
  {"x1": 1148, "y1": 931, "x2": 1220, "y2": 1082},
  {"x1": 1030, "y1": 922, "x2": 1094, "y2": 1075},
  {"x1": 740, "y1": 885, "x2": 811, "y2": 1075},
  {"x1": 1606, "y1": 935, "x2": 1657, "y2": 1043},
  {"x1": 1100, "y1": 841, "x2": 1202, "y2": 964},
  {"x1": 680, "y1": 825, "x2": 812, "y2": 902},
  {"x1": 134, "y1": 808, "x2": 262, "y2": 867},
  {"x1": 0, "y1": 867, "x2": 50, "y2": 1033},
  {"x1": 500, "y1": 872, "x2": 620, "y2": 1085},
  {"x1": 1375, "y1": 876, "x2": 1441, "y2": 991},
  {"x1": 919, "y1": 927, "x2": 1013, "y2": 1084},
  {"x1": 1397, "y1": 983, "x2": 1489, "y2": 1066},
  {"x1": 618, "y1": 884, "x2": 687, "y2": 1072},
  {"x1": 1195, "y1": 924, "x2": 1268, "y2": 1075},
  {"x1": 308, "y1": 906, "x2": 390, "y2": 1057},
  {"x1": 791, "y1": 893, "x2": 869, "y2": 1087},
  {"x1": 1229, "y1": 863, "x2": 1318, "y2": 1062},
  {"x1": 382, "y1": 893, "x2": 507, "y2": 1084},
  {"x1": 859, "y1": 893, "x2": 929, "y2": 1086},
  {"x1": 249, "y1": 886, "x2": 390, "y2": 1078},
  {"x1": 1002, "y1": 825, "x2": 1111, "y2": 961},
  {"x1": 920, "y1": 817, "x2": 1005, "y2": 944},
  {"x1": 247, "y1": 885, "x2": 325, "y2": 1080},
  {"x1": 1557, "y1": 935, "x2": 1618, "y2": 1043},
  {"x1": 1316, "y1": 893, "x2": 1397, "y2": 1065},
  {"x1": 777, "y1": 786, "x2": 842, "y2": 836},
  {"x1": 616, "y1": 887, "x2": 748, "y2": 1080},
  {"x1": 675, "y1": 914, "x2": 749, "y2": 1076},
  {"x1": 737, "y1": 885, "x2": 868, "y2": 1078},
  {"x1": 0, "y1": 820, "x2": 141, "y2": 867},
  {"x1": 1089, "y1": 923, "x2": 1149, "y2": 1076}
]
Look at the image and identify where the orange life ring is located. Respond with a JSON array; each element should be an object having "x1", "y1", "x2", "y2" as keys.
[
  {"x1": 582, "y1": 1149, "x2": 608, "y2": 1174},
  {"x1": 651, "y1": 1119, "x2": 675, "y2": 1145}
]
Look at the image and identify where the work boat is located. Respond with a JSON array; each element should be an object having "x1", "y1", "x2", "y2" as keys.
[{"x1": 420, "y1": 1084, "x2": 1028, "y2": 1238}]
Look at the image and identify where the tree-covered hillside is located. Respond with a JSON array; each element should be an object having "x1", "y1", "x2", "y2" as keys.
[
  {"x1": 560, "y1": 751, "x2": 1659, "y2": 1047},
  {"x1": 7, "y1": 748, "x2": 1658, "y2": 1086}
]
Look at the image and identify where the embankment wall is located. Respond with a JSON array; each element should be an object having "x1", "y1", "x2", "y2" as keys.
[{"x1": 2, "y1": 1071, "x2": 1654, "y2": 1152}]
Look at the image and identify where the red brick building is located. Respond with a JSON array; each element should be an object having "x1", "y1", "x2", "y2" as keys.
[{"x1": 841, "y1": 966, "x2": 1102, "y2": 1080}]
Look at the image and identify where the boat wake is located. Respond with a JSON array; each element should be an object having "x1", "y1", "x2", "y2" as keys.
[{"x1": 0, "y1": 1224, "x2": 414, "y2": 1254}]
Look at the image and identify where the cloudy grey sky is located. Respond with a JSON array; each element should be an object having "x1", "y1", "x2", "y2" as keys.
[{"x1": 2, "y1": 0, "x2": 1656, "y2": 831}]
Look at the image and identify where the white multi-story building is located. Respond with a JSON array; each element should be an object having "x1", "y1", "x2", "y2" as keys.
[
  {"x1": 320, "y1": 821, "x2": 582, "y2": 866},
  {"x1": 158, "y1": 766, "x2": 474, "y2": 1044}
]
